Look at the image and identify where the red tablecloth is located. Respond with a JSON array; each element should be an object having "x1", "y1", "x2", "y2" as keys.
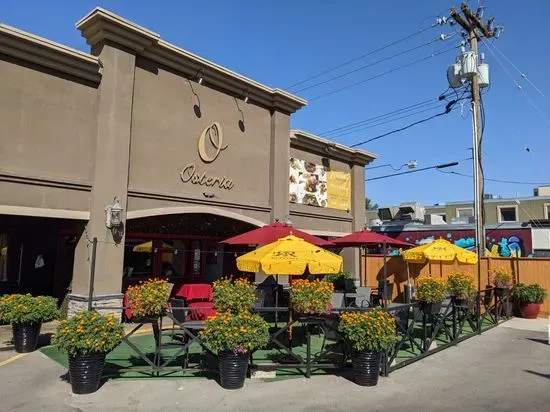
[
  {"x1": 123, "y1": 293, "x2": 133, "y2": 320},
  {"x1": 173, "y1": 283, "x2": 213, "y2": 301},
  {"x1": 187, "y1": 301, "x2": 217, "y2": 320}
]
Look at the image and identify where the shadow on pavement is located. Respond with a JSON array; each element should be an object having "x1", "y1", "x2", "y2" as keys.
[{"x1": 524, "y1": 370, "x2": 550, "y2": 379}]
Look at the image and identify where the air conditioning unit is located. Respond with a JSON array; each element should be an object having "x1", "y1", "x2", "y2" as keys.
[
  {"x1": 424, "y1": 214, "x2": 447, "y2": 225},
  {"x1": 377, "y1": 207, "x2": 399, "y2": 221},
  {"x1": 395, "y1": 202, "x2": 425, "y2": 222}
]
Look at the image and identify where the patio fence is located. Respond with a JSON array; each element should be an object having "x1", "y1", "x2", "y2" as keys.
[
  {"x1": 361, "y1": 255, "x2": 550, "y2": 315},
  {"x1": 93, "y1": 292, "x2": 511, "y2": 379}
]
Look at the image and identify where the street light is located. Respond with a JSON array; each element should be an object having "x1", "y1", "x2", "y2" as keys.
[
  {"x1": 366, "y1": 160, "x2": 418, "y2": 171},
  {"x1": 365, "y1": 161, "x2": 459, "y2": 181}
]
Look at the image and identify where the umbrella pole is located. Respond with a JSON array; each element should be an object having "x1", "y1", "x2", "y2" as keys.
[
  {"x1": 275, "y1": 274, "x2": 279, "y2": 328},
  {"x1": 358, "y1": 247, "x2": 363, "y2": 287},
  {"x1": 406, "y1": 262, "x2": 411, "y2": 304},
  {"x1": 382, "y1": 241, "x2": 387, "y2": 308}
]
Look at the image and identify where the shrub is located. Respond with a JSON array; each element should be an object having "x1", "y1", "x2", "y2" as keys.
[
  {"x1": 325, "y1": 270, "x2": 353, "y2": 283},
  {"x1": 492, "y1": 267, "x2": 512, "y2": 288},
  {"x1": 416, "y1": 275, "x2": 446, "y2": 303},
  {"x1": 0, "y1": 294, "x2": 60, "y2": 324},
  {"x1": 199, "y1": 311, "x2": 269, "y2": 354},
  {"x1": 126, "y1": 278, "x2": 171, "y2": 318},
  {"x1": 290, "y1": 279, "x2": 334, "y2": 315},
  {"x1": 339, "y1": 309, "x2": 398, "y2": 352},
  {"x1": 212, "y1": 277, "x2": 255, "y2": 313},
  {"x1": 513, "y1": 283, "x2": 547, "y2": 304},
  {"x1": 447, "y1": 272, "x2": 476, "y2": 299},
  {"x1": 52, "y1": 311, "x2": 124, "y2": 356}
]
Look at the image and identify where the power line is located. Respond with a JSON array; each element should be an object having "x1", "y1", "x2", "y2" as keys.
[
  {"x1": 438, "y1": 169, "x2": 550, "y2": 186},
  {"x1": 484, "y1": 38, "x2": 548, "y2": 100},
  {"x1": 287, "y1": 22, "x2": 442, "y2": 91},
  {"x1": 349, "y1": 102, "x2": 461, "y2": 148},
  {"x1": 293, "y1": 34, "x2": 455, "y2": 93},
  {"x1": 309, "y1": 45, "x2": 459, "y2": 101},
  {"x1": 320, "y1": 97, "x2": 437, "y2": 136},
  {"x1": 480, "y1": 37, "x2": 550, "y2": 128}
]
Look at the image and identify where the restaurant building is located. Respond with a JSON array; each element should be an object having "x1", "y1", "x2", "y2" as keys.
[{"x1": 0, "y1": 8, "x2": 376, "y2": 315}]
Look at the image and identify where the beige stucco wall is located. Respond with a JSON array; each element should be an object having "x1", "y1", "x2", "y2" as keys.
[
  {"x1": 0, "y1": 56, "x2": 98, "y2": 185},
  {"x1": 128, "y1": 57, "x2": 274, "y2": 210}
]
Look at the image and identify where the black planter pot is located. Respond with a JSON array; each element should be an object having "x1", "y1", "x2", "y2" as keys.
[
  {"x1": 420, "y1": 302, "x2": 442, "y2": 315},
  {"x1": 494, "y1": 287, "x2": 511, "y2": 298},
  {"x1": 218, "y1": 350, "x2": 249, "y2": 389},
  {"x1": 352, "y1": 351, "x2": 381, "y2": 386},
  {"x1": 12, "y1": 323, "x2": 41, "y2": 353},
  {"x1": 68, "y1": 352, "x2": 106, "y2": 394}
]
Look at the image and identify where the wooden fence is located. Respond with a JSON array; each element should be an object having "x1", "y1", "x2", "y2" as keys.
[{"x1": 361, "y1": 255, "x2": 550, "y2": 315}]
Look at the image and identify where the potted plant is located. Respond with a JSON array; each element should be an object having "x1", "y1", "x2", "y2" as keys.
[
  {"x1": 53, "y1": 310, "x2": 124, "y2": 394},
  {"x1": 199, "y1": 311, "x2": 269, "y2": 389},
  {"x1": 513, "y1": 283, "x2": 547, "y2": 319},
  {"x1": 212, "y1": 277, "x2": 255, "y2": 313},
  {"x1": 492, "y1": 267, "x2": 512, "y2": 298},
  {"x1": 126, "y1": 278, "x2": 171, "y2": 321},
  {"x1": 415, "y1": 275, "x2": 447, "y2": 315},
  {"x1": 0, "y1": 294, "x2": 60, "y2": 353},
  {"x1": 447, "y1": 272, "x2": 476, "y2": 307},
  {"x1": 290, "y1": 279, "x2": 334, "y2": 316},
  {"x1": 339, "y1": 309, "x2": 398, "y2": 386},
  {"x1": 325, "y1": 270, "x2": 352, "y2": 291}
]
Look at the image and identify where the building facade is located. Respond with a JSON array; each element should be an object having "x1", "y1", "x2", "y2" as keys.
[{"x1": 0, "y1": 8, "x2": 376, "y2": 314}]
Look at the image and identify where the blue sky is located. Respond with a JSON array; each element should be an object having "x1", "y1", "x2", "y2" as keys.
[{"x1": 3, "y1": 0, "x2": 549, "y2": 207}]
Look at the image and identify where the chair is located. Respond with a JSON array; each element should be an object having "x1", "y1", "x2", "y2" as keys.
[
  {"x1": 354, "y1": 287, "x2": 372, "y2": 308},
  {"x1": 254, "y1": 289, "x2": 266, "y2": 309},
  {"x1": 330, "y1": 292, "x2": 345, "y2": 310},
  {"x1": 344, "y1": 279, "x2": 357, "y2": 293},
  {"x1": 169, "y1": 298, "x2": 188, "y2": 340}
]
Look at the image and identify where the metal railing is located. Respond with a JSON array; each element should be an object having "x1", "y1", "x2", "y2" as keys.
[{"x1": 94, "y1": 290, "x2": 511, "y2": 378}]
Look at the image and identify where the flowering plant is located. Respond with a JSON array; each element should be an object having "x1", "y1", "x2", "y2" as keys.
[
  {"x1": 447, "y1": 272, "x2": 476, "y2": 299},
  {"x1": 0, "y1": 294, "x2": 60, "y2": 324},
  {"x1": 52, "y1": 311, "x2": 124, "y2": 356},
  {"x1": 339, "y1": 309, "x2": 398, "y2": 352},
  {"x1": 492, "y1": 267, "x2": 512, "y2": 288},
  {"x1": 126, "y1": 278, "x2": 170, "y2": 317},
  {"x1": 212, "y1": 277, "x2": 255, "y2": 313},
  {"x1": 416, "y1": 275, "x2": 447, "y2": 303},
  {"x1": 199, "y1": 311, "x2": 269, "y2": 354},
  {"x1": 290, "y1": 279, "x2": 334, "y2": 315}
]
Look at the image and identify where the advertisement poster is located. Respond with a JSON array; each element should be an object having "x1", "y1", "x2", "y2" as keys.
[{"x1": 289, "y1": 157, "x2": 351, "y2": 211}]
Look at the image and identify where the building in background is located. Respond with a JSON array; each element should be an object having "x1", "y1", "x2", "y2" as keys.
[{"x1": 366, "y1": 191, "x2": 550, "y2": 257}]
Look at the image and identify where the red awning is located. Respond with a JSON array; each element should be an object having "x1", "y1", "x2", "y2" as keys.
[
  {"x1": 221, "y1": 221, "x2": 334, "y2": 246},
  {"x1": 332, "y1": 230, "x2": 412, "y2": 248}
]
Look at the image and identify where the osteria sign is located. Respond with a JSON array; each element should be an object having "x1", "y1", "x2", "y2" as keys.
[{"x1": 180, "y1": 122, "x2": 234, "y2": 190}]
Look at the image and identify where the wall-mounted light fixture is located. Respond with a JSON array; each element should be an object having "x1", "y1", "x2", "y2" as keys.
[
  {"x1": 284, "y1": 217, "x2": 293, "y2": 227},
  {"x1": 242, "y1": 89, "x2": 250, "y2": 104},
  {"x1": 105, "y1": 197, "x2": 123, "y2": 229},
  {"x1": 203, "y1": 192, "x2": 215, "y2": 199},
  {"x1": 325, "y1": 143, "x2": 338, "y2": 154}
]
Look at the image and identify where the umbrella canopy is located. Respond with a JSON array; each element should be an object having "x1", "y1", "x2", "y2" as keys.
[
  {"x1": 236, "y1": 235, "x2": 343, "y2": 275},
  {"x1": 132, "y1": 241, "x2": 174, "y2": 253},
  {"x1": 221, "y1": 221, "x2": 333, "y2": 246},
  {"x1": 401, "y1": 238, "x2": 478, "y2": 264},
  {"x1": 332, "y1": 230, "x2": 413, "y2": 248}
]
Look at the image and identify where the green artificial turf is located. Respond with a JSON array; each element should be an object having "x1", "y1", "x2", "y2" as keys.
[{"x1": 40, "y1": 317, "x2": 500, "y2": 380}]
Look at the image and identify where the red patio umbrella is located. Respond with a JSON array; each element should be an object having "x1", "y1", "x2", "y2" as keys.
[
  {"x1": 332, "y1": 230, "x2": 413, "y2": 305},
  {"x1": 221, "y1": 221, "x2": 334, "y2": 246}
]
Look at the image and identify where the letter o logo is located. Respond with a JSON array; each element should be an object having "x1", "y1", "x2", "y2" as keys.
[{"x1": 198, "y1": 122, "x2": 227, "y2": 163}]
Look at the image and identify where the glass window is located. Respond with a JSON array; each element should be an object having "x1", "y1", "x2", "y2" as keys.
[
  {"x1": 499, "y1": 206, "x2": 517, "y2": 222},
  {"x1": 457, "y1": 208, "x2": 474, "y2": 218},
  {"x1": 0, "y1": 234, "x2": 7, "y2": 282}
]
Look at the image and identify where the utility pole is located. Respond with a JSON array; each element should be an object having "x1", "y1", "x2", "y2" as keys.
[{"x1": 450, "y1": 3, "x2": 496, "y2": 259}]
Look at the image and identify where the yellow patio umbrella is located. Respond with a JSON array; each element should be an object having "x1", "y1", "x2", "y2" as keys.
[
  {"x1": 401, "y1": 238, "x2": 478, "y2": 264},
  {"x1": 237, "y1": 235, "x2": 342, "y2": 344},
  {"x1": 132, "y1": 241, "x2": 174, "y2": 253},
  {"x1": 236, "y1": 235, "x2": 343, "y2": 275}
]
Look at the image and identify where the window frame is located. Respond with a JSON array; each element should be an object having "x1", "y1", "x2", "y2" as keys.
[
  {"x1": 544, "y1": 203, "x2": 550, "y2": 220},
  {"x1": 497, "y1": 204, "x2": 519, "y2": 223},
  {"x1": 455, "y1": 207, "x2": 474, "y2": 218}
]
